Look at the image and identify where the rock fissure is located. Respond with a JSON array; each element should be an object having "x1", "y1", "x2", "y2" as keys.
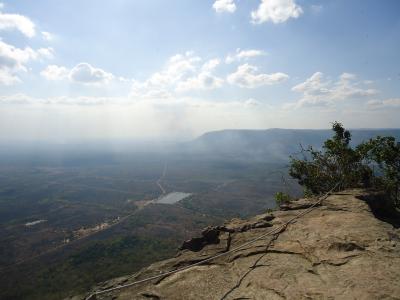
[{"x1": 219, "y1": 233, "x2": 280, "y2": 300}]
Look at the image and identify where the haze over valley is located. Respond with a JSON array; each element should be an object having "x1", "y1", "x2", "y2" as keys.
[{"x1": 0, "y1": 0, "x2": 399, "y2": 299}]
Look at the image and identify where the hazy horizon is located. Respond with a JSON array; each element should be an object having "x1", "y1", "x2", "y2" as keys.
[
  {"x1": 1, "y1": 126, "x2": 400, "y2": 145},
  {"x1": 1, "y1": 0, "x2": 400, "y2": 142}
]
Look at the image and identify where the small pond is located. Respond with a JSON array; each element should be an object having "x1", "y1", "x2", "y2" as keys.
[{"x1": 156, "y1": 192, "x2": 192, "y2": 204}]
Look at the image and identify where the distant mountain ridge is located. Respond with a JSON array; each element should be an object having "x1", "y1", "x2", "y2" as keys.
[{"x1": 185, "y1": 128, "x2": 400, "y2": 161}]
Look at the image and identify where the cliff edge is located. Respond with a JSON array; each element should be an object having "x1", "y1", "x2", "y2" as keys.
[{"x1": 77, "y1": 189, "x2": 400, "y2": 300}]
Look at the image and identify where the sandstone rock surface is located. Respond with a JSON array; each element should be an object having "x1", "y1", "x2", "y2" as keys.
[{"x1": 81, "y1": 190, "x2": 400, "y2": 300}]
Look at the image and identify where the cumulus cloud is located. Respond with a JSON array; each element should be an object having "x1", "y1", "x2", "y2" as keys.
[
  {"x1": 213, "y1": 0, "x2": 236, "y2": 13},
  {"x1": 0, "y1": 68, "x2": 19, "y2": 85},
  {"x1": 69, "y1": 63, "x2": 114, "y2": 84},
  {"x1": 227, "y1": 63, "x2": 289, "y2": 88},
  {"x1": 0, "y1": 40, "x2": 36, "y2": 70},
  {"x1": 41, "y1": 62, "x2": 116, "y2": 85},
  {"x1": 40, "y1": 65, "x2": 69, "y2": 80},
  {"x1": 0, "y1": 7, "x2": 36, "y2": 37},
  {"x1": 131, "y1": 52, "x2": 224, "y2": 98},
  {"x1": 131, "y1": 52, "x2": 200, "y2": 98},
  {"x1": 0, "y1": 7, "x2": 54, "y2": 85},
  {"x1": 37, "y1": 47, "x2": 55, "y2": 60},
  {"x1": 251, "y1": 0, "x2": 303, "y2": 24},
  {"x1": 291, "y1": 72, "x2": 327, "y2": 95},
  {"x1": 286, "y1": 72, "x2": 378, "y2": 109},
  {"x1": 176, "y1": 72, "x2": 224, "y2": 92},
  {"x1": 176, "y1": 59, "x2": 224, "y2": 92},
  {"x1": 201, "y1": 58, "x2": 220, "y2": 72},
  {"x1": 0, "y1": 40, "x2": 53, "y2": 85},
  {"x1": 225, "y1": 48, "x2": 267, "y2": 64}
]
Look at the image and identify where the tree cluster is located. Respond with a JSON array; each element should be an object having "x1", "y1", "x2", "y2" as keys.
[{"x1": 288, "y1": 122, "x2": 400, "y2": 209}]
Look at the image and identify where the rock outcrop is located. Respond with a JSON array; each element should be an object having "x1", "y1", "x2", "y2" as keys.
[{"x1": 78, "y1": 189, "x2": 400, "y2": 300}]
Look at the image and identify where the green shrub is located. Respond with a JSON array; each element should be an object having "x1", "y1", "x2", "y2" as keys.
[
  {"x1": 289, "y1": 122, "x2": 370, "y2": 194},
  {"x1": 287, "y1": 121, "x2": 400, "y2": 209},
  {"x1": 274, "y1": 191, "x2": 292, "y2": 206},
  {"x1": 357, "y1": 136, "x2": 400, "y2": 207}
]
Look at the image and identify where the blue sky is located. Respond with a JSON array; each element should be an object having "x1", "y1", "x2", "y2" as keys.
[{"x1": 0, "y1": 0, "x2": 400, "y2": 141}]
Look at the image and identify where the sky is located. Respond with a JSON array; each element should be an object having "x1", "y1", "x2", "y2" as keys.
[{"x1": 0, "y1": 0, "x2": 400, "y2": 142}]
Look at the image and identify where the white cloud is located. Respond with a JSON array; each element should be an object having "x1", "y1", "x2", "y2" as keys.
[
  {"x1": 131, "y1": 52, "x2": 224, "y2": 98},
  {"x1": 41, "y1": 62, "x2": 127, "y2": 85},
  {"x1": 37, "y1": 47, "x2": 55, "y2": 60},
  {"x1": 286, "y1": 72, "x2": 378, "y2": 109},
  {"x1": 69, "y1": 63, "x2": 114, "y2": 84},
  {"x1": 338, "y1": 72, "x2": 356, "y2": 82},
  {"x1": 0, "y1": 40, "x2": 36, "y2": 70},
  {"x1": 225, "y1": 48, "x2": 266, "y2": 64},
  {"x1": 0, "y1": 9, "x2": 36, "y2": 37},
  {"x1": 201, "y1": 58, "x2": 220, "y2": 72},
  {"x1": 251, "y1": 0, "x2": 303, "y2": 24},
  {"x1": 236, "y1": 49, "x2": 266, "y2": 60},
  {"x1": 213, "y1": 0, "x2": 236, "y2": 13},
  {"x1": 367, "y1": 98, "x2": 400, "y2": 109},
  {"x1": 227, "y1": 63, "x2": 289, "y2": 88},
  {"x1": 41, "y1": 31, "x2": 53, "y2": 41},
  {"x1": 0, "y1": 40, "x2": 48, "y2": 85},
  {"x1": 176, "y1": 58, "x2": 224, "y2": 92},
  {"x1": 131, "y1": 52, "x2": 200, "y2": 98},
  {"x1": 163, "y1": 52, "x2": 200, "y2": 80},
  {"x1": 176, "y1": 72, "x2": 224, "y2": 92},
  {"x1": 0, "y1": 68, "x2": 20, "y2": 85},
  {"x1": 291, "y1": 71, "x2": 327, "y2": 95},
  {"x1": 40, "y1": 65, "x2": 69, "y2": 80}
]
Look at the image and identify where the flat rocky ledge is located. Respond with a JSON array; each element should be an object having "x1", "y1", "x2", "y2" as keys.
[{"x1": 73, "y1": 189, "x2": 400, "y2": 300}]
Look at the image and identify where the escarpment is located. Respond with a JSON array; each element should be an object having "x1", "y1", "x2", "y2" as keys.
[{"x1": 75, "y1": 190, "x2": 400, "y2": 300}]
